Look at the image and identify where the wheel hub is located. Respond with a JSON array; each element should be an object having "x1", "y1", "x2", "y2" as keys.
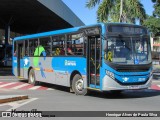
[
  {"x1": 30, "y1": 73, "x2": 34, "y2": 83},
  {"x1": 76, "y1": 79, "x2": 83, "y2": 91}
]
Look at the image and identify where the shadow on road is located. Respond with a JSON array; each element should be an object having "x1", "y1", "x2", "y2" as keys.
[
  {"x1": 18, "y1": 79, "x2": 160, "y2": 99},
  {"x1": 86, "y1": 90, "x2": 160, "y2": 99},
  {"x1": 0, "y1": 67, "x2": 13, "y2": 76},
  {"x1": 19, "y1": 80, "x2": 70, "y2": 93}
]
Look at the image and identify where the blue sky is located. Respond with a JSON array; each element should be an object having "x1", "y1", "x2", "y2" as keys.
[{"x1": 62, "y1": 0, "x2": 154, "y2": 25}]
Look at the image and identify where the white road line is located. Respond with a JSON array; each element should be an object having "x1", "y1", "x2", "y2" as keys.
[
  {"x1": 152, "y1": 81, "x2": 160, "y2": 83},
  {"x1": 6, "y1": 98, "x2": 38, "y2": 111},
  {"x1": 11, "y1": 83, "x2": 29, "y2": 89},
  {"x1": 47, "y1": 88, "x2": 54, "y2": 90},
  {"x1": 0, "y1": 82, "x2": 17, "y2": 88},
  {"x1": 29, "y1": 86, "x2": 41, "y2": 90}
]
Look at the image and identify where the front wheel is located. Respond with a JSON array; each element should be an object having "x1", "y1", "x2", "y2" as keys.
[
  {"x1": 72, "y1": 74, "x2": 87, "y2": 95},
  {"x1": 28, "y1": 69, "x2": 37, "y2": 85}
]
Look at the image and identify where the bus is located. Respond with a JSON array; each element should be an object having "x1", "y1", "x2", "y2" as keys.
[
  {"x1": 12, "y1": 23, "x2": 152, "y2": 95},
  {"x1": 0, "y1": 44, "x2": 12, "y2": 67}
]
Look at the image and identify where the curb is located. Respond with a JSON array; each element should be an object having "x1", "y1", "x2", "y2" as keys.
[{"x1": 0, "y1": 95, "x2": 28, "y2": 104}]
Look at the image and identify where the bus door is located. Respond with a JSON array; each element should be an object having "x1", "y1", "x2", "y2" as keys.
[
  {"x1": 87, "y1": 35, "x2": 101, "y2": 88},
  {"x1": 17, "y1": 42, "x2": 24, "y2": 77}
]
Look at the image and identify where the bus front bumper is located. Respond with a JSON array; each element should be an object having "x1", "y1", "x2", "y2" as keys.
[{"x1": 102, "y1": 75, "x2": 152, "y2": 91}]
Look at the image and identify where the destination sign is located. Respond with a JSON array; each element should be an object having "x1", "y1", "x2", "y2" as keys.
[{"x1": 108, "y1": 25, "x2": 147, "y2": 34}]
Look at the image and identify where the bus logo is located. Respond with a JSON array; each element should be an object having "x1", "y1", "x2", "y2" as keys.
[
  {"x1": 122, "y1": 77, "x2": 129, "y2": 82},
  {"x1": 24, "y1": 58, "x2": 29, "y2": 67},
  {"x1": 65, "y1": 60, "x2": 76, "y2": 66}
]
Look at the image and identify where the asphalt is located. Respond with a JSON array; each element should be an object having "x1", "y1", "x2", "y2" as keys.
[{"x1": 0, "y1": 66, "x2": 160, "y2": 104}]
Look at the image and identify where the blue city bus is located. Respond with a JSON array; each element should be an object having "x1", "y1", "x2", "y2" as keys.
[
  {"x1": 12, "y1": 23, "x2": 152, "y2": 95},
  {"x1": 0, "y1": 44, "x2": 12, "y2": 67}
]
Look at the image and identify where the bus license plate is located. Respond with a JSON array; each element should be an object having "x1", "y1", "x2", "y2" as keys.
[{"x1": 129, "y1": 86, "x2": 140, "y2": 89}]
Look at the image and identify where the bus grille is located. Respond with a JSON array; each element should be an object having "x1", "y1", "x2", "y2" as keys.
[
  {"x1": 116, "y1": 69, "x2": 150, "y2": 72},
  {"x1": 115, "y1": 78, "x2": 149, "y2": 86}
]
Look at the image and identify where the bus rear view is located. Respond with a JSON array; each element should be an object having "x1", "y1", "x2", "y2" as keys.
[{"x1": 102, "y1": 24, "x2": 152, "y2": 92}]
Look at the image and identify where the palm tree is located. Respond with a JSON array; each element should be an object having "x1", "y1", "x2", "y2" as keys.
[
  {"x1": 151, "y1": 0, "x2": 160, "y2": 3},
  {"x1": 86, "y1": 0, "x2": 146, "y2": 23}
]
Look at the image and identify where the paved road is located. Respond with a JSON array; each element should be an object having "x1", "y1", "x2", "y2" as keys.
[
  {"x1": 0, "y1": 76, "x2": 159, "y2": 111},
  {"x1": 0, "y1": 69, "x2": 160, "y2": 119}
]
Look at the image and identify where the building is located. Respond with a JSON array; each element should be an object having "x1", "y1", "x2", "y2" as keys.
[
  {"x1": 0, "y1": 0, "x2": 84, "y2": 45},
  {"x1": 0, "y1": 0, "x2": 84, "y2": 66}
]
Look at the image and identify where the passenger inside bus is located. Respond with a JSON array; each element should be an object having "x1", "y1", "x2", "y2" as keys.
[
  {"x1": 67, "y1": 44, "x2": 74, "y2": 55},
  {"x1": 67, "y1": 47, "x2": 74, "y2": 55}
]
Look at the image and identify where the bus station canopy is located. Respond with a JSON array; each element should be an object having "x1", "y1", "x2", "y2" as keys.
[{"x1": 0, "y1": 0, "x2": 84, "y2": 34}]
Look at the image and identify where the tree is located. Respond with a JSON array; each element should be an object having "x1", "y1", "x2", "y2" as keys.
[
  {"x1": 151, "y1": 0, "x2": 160, "y2": 3},
  {"x1": 86, "y1": 0, "x2": 146, "y2": 23},
  {"x1": 143, "y1": 1, "x2": 160, "y2": 35}
]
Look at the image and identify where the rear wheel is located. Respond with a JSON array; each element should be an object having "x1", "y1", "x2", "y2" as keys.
[
  {"x1": 72, "y1": 74, "x2": 87, "y2": 95},
  {"x1": 28, "y1": 69, "x2": 37, "y2": 85}
]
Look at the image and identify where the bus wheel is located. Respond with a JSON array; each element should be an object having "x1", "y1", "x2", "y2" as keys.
[
  {"x1": 72, "y1": 74, "x2": 87, "y2": 95},
  {"x1": 28, "y1": 69, "x2": 37, "y2": 85}
]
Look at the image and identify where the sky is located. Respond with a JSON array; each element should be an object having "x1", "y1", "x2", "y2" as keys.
[{"x1": 62, "y1": 0, "x2": 154, "y2": 25}]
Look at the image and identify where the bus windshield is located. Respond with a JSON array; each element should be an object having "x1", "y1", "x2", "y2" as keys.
[{"x1": 104, "y1": 35, "x2": 152, "y2": 65}]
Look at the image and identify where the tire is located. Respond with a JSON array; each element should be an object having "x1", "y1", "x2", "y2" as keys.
[
  {"x1": 72, "y1": 74, "x2": 87, "y2": 95},
  {"x1": 28, "y1": 69, "x2": 37, "y2": 85}
]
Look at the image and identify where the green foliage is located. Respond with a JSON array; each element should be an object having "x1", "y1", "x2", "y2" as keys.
[
  {"x1": 152, "y1": 0, "x2": 160, "y2": 3},
  {"x1": 86, "y1": 0, "x2": 146, "y2": 23},
  {"x1": 86, "y1": 0, "x2": 101, "y2": 9},
  {"x1": 153, "y1": 3, "x2": 160, "y2": 17},
  {"x1": 143, "y1": 16, "x2": 160, "y2": 35},
  {"x1": 143, "y1": 2, "x2": 160, "y2": 35}
]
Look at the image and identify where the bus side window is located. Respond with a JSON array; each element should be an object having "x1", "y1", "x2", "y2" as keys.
[
  {"x1": 29, "y1": 39, "x2": 38, "y2": 56},
  {"x1": 25, "y1": 40, "x2": 29, "y2": 56},
  {"x1": 39, "y1": 37, "x2": 52, "y2": 56},
  {"x1": 52, "y1": 35, "x2": 65, "y2": 56},
  {"x1": 67, "y1": 32, "x2": 84, "y2": 56}
]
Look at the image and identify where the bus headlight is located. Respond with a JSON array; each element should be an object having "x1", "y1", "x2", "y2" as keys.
[{"x1": 106, "y1": 70, "x2": 115, "y2": 79}]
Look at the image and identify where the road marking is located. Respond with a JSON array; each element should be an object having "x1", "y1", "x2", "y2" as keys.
[
  {"x1": 1, "y1": 82, "x2": 23, "y2": 89},
  {"x1": 0, "y1": 82, "x2": 17, "y2": 88},
  {"x1": 11, "y1": 83, "x2": 30, "y2": 89},
  {"x1": 0, "y1": 82, "x2": 55, "y2": 91},
  {"x1": 151, "y1": 85, "x2": 160, "y2": 90},
  {"x1": 47, "y1": 88, "x2": 54, "y2": 90},
  {"x1": 19, "y1": 84, "x2": 34, "y2": 90},
  {"x1": 152, "y1": 80, "x2": 160, "y2": 83},
  {"x1": 6, "y1": 98, "x2": 38, "y2": 111},
  {"x1": 29, "y1": 86, "x2": 41, "y2": 90}
]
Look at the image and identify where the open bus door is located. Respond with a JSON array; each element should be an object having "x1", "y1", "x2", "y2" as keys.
[
  {"x1": 87, "y1": 35, "x2": 101, "y2": 89},
  {"x1": 17, "y1": 42, "x2": 24, "y2": 78}
]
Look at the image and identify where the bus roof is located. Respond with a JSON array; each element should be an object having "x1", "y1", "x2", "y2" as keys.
[
  {"x1": 13, "y1": 23, "x2": 144, "y2": 41},
  {"x1": 14, "y1": 23, "x2": 105, "y2": 41}
]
